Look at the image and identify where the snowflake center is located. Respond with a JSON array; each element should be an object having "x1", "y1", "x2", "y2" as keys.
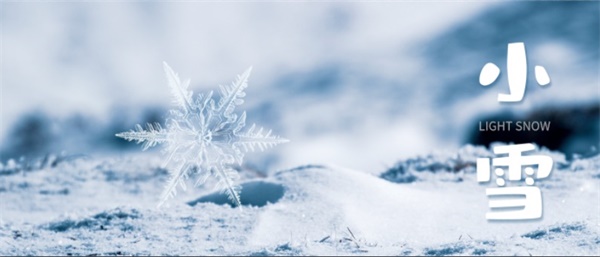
[{"x1": 197, "y1": 131, "x2": 212, "y2": 144}]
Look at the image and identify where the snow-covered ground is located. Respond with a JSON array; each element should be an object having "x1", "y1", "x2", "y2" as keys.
[{"x1": 1, "y1": 146, "x2": 598, "y2": 255}]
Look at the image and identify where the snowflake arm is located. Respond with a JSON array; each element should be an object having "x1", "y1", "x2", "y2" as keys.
[
  {"x1": 236, "y1": 124, "x2": 290, "y2": 153},
  {"x1": 115, "y1": 123, "x2": 168, "y2": 151},
  {"x1": 158, "y1": 161, "x2": 191, "y2": 208},
  {"x1": 214, "y1": 162, "x2": 242, "y2": 207},
  {"x1": 163, "y1": 62, "x2": 194, "y2": 114},
  {"x1": 217, "y1": 66, "x2": 252, "y2": 119}
]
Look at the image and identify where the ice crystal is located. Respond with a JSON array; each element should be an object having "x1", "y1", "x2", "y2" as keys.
[{"x1": 116, "y1": 63, "x2": 289, "y2": 208}]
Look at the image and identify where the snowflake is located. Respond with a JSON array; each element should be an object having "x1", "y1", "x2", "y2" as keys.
[{"x1": 116, "y1": 62, "x2": 289, "y2": 208}]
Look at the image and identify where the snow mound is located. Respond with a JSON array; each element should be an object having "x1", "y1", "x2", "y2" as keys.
[{"x1": 246, "y1": 160, "x2": 598, "y2": 255}]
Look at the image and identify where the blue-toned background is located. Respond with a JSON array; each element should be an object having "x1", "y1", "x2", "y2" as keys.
[{"x1": 2, "y1": 1, "x2": 599, "y2": 172}]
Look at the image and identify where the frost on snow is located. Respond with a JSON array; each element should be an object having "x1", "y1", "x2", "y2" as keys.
[{"x1": 116, "y1": 63, "x2": 289, "y2": 208}]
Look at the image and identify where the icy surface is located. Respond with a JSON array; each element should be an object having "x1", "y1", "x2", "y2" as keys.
[{"x1": 0, "y1": 146, "x2": 598, "y2": 255}]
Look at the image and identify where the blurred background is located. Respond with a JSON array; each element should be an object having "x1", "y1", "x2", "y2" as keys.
[{"x1": 1, "y1": 1, "x2": 598, "y2": 173}]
